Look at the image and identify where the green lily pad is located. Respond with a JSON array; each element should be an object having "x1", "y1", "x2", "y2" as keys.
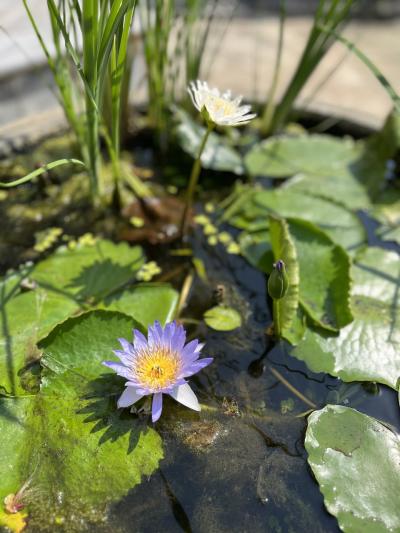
[
  {"x1": 377, "y1": 224, "x2": 400, "y2": 245},
  {"x1": 288, "y1": 218, "x2": 353, "y2": 332},
  {"x1": 0, "y1": 288, "x2": 79, "y2": 396},
  {"x1": 227, "y1": 187, "x2": 366, "y2": 251},
  {"x1": 268, "y1": 216, "x2": 302, "y2": 344},
  {"x1": 306, "y1": 405, "x2": 400, "y2": 533},
  {"x1": 102, "y1": 284, "x2": 178, "y2": 325},
  {"x1": 174, "y1": 108, "x2": 244, "y2": 175},
  {"x1": 0, "y1": 310, "x2": 163, "y2": 532},
  {"x1": 293, "y1": 247, "x2": 400, "y2": 388},
  {"x1": 31, "y1": 239, "x2": 145, "y2": 303},
  {"x1": 239, "y1": 218, "x2": 353, "y2": 335},
  {"x1": 244, "y1": 134, "x2": 388, "y2": 209},
  {"x1": 204, "y1": 305, "x2": 242, "y2": 331}
]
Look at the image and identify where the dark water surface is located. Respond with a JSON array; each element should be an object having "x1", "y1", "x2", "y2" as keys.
[{"x1": 103, "y1": 224, "x2": 400, "y2": 533}]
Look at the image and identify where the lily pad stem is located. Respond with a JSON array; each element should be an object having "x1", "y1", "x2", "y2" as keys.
[
  {"x1": 273, "y1": 299, "x2": 281, "y2": 338},
  {"x1": 181, "y1": 122, "x2": 214, "y2": 236}
]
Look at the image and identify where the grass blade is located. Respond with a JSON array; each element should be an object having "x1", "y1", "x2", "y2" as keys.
[{"x1": 0, "y1": 160, "x2": 86, "y2": 188}]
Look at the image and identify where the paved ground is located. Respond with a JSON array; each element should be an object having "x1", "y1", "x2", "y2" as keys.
[{"x1": 0, "y1": 1, "x2": 399, "y2": 141}]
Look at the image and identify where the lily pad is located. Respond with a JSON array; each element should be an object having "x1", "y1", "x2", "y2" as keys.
[
  {"x1": 0, "y1": 310, "x2": 164, "y2": 532},
  {"x1": 227, "y1": 187, "x2": 366, "y2": 251},
  {"x1": 0, "y1": 288, "x2": 79, "y2": 396},
  {"x1": 244, "y1": 134, "x2": 386, "y2": 209},
  {"x1": 31, "y1": 239, "x2": 145, "y2": 303},
  {"x1": 293, "y1": 247, "x2": 400, "y2": 388},
  {"x1": 306, "y1": 405, "x2": 400, "y2": 533},
  {"x1": 288, "y1": 218, "x2": 353, "y2": 332},
  {"x1": 174, "y1": 108, "x2": 244, "y2": 175},
  {"x1": 239, "y1": 218, "x2": 353, "y2": 335},
  {"x1": 102, "y1": 284, "x2": 179, "y2": 325},
  {"x1": 204, "y1": 305, "x2": 242, "y2": 331}
]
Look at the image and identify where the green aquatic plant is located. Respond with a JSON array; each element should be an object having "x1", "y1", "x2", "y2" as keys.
[
  {"x1": 17, "y1": 0, "x2": 148, "y2": 203},
  {"x1": 182, "y1": 80, "x2": 256, "y2": 234},
  {"x1": 268, "y1": 259, "x2": 289, "y2": 338}
]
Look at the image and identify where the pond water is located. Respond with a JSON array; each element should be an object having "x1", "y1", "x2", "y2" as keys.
[
  {"x1": 1, "y1": 127, "x2": 399, "y2": 533},
  {"x1": 103, "y1": 224, "x2": 399, "y2": 533}
]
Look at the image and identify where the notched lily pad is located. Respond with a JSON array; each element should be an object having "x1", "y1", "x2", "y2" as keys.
[
  {"x1": 31, "y1": 239, "x2": 145, "y2": 303},
  {"x1": 306, "y1": 405, "x2": 400, "y2": 533}
]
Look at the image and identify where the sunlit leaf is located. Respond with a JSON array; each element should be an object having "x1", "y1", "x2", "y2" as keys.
[
  {"x1": 204, "y1": 305, "x2": 242, "y2": 331},
  {"x1": 293, "y1": 248, "x2": 400, "y2": 388},
  {"x1": 306, "y1": 405, "x2": 400, "y2": 532}
]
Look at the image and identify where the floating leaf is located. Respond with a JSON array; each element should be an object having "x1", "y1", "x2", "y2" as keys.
[
  {"x1": 227, "y1": 187, "x2": 365, "y2": 251},
  {"x1": 288, "y1": 218, "x2": 353, "y2": 332},
  {"x1": 0, "y1": 311, "x2": 164, "y2": 532},
  {"x1": 204, "y1": 305, "x2": 242, "y2": 331},
  {"x1": 174, "y1": 108, "x2": 244, "y2": 175},
  {"x1": 244, "y1": 134, "x2": 386, "y2": 209},
  {"x1": 0, "y1": 288, "x2": 79, "y2": 396},
  {"x1": 31, "y1": 239, "x2": 145, "y2": 303},
  {"x1": 306, "y1": 405, "x2": 400, "y2": 533},
  {"x1": 103, "y1": 284, "x2": 178, "y2": 325},
  {"x1": 268, "y1": 216, "x2": 302, "y2": 344},
  {"x1": 293, "y1": 247, "x2": 400, "y2": 388}
]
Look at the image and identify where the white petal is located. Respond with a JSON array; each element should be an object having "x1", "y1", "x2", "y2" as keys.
[
  {"x1": 117, "y1": 387, "x2": 143, "y2": 408},
  {"x1": 169, "y1": 383, "x2": 200, "y2": 411}
]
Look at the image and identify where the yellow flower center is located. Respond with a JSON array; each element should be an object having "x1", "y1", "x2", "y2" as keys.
[
  {"x1": 205, "y1": 94, "x2": 236, "y2": 117},
  {"x1": 135, "y1": 346, "x2": 180, "y2": 390}
]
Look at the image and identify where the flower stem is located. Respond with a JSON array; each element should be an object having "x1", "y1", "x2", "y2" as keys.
[
  {"x1": 180, "y1": 123, "x2": 214, "y2": 236},
  {"x1": 273, "y1": 299, "x2": 281, "y2": 338}
]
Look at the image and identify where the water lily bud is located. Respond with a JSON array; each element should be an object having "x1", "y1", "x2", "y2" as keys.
[{"x1": 268, "y1": 260, "x2": 289, "y2": 300}]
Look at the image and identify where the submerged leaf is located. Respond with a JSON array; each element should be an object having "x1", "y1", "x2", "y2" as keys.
[{"x1": 306, "y1": 405, "x2": 400, "y2": 532}]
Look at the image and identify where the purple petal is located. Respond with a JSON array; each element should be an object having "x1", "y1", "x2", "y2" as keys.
[
  {"x1": 132, "y1": 329, "x2": 148, "y2": 351},
  {"x1": 152, "y1": 393, "x2": 163, "y2": 422},
  {"x1": 118, "y1": 337, "x2": 134, "y2": 354},
  {"x1": 181, "y1": 339, "x2": 202, "y2": 360},
  {"x1": 160, "y1": 322, "x2": 175, "y2": 349},
  {"x1": 169, "y1": 384, "x2": 200, "y2": 411},
  {"x1": 113, "y1": 349, "x2": 134, "y2": 366},
  {"x1": 171, "y1": 323, "x2": 186, "y2": 352},
  {"x1": 148, "y1": 321, "x2": 164, "y2": 347},
  {"x1": 117, "y1": 387, "x2": 143, "y2": 408},
  {"x1": 181, "y1": 358, "x2": 213, "y2": 378},
  {"x1": 102, "y1": 361, "x2": 132, "y2": 379}
]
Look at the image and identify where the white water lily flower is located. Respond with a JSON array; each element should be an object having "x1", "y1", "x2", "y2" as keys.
[{"x1": 188, "y1": 80, "x2": 256, "y2": 127}]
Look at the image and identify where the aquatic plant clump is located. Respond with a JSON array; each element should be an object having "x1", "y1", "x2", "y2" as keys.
[{"x1": 103, "y1": 321, "x2": 213, "y2": 422}]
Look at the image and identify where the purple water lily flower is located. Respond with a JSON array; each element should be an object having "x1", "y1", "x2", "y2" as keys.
[{"x1": 103, "y1": 320, "x2": 213, "y2": 423}]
